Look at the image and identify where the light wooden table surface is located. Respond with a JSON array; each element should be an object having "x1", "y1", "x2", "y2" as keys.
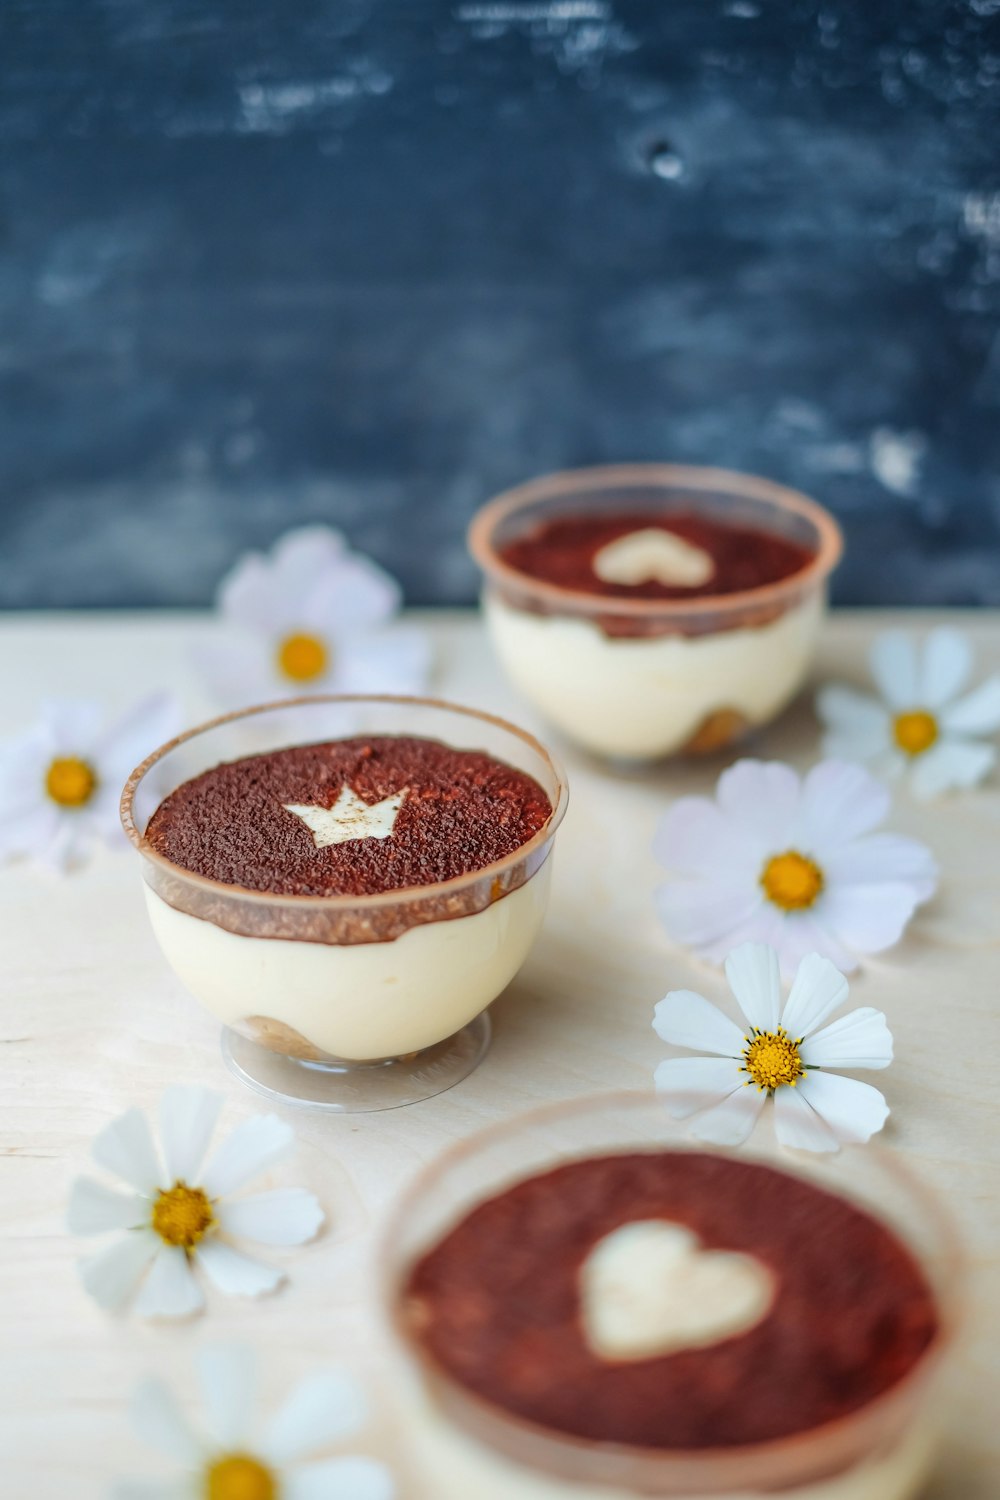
[{"x1": 2, "y1": 608, "x2": 999, "y2": 1499}]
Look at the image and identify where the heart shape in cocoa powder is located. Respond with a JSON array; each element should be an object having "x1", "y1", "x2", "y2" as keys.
[
  {"x1": 592, "y1": 528, "x2": 715, "y2": 588},
  {"x1": 580, "y1": 1219, "x2": 775, "y2": 1362}
]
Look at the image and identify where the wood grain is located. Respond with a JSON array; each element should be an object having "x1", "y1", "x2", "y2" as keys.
[{"x1": 1, "y1": 609, "x2": 998, "y2": 1497}]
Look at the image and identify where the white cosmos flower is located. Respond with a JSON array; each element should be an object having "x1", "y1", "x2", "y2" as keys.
[
  {"x1": 653, "y1": 942, "x2": 893, "y2": 1153},
  {"x1": 654, "y1": 759, "x2": 937, "y2": 978},
  {"x1": 67, "y1": 1087, "x2": 323, "y2": 1320},
  {"x1": 817, "y1": 627, "x2": 1000, "y2": 798},
  {"x1": 200, "y1": 526, "x2": 432, "y2": 708},
  {"x1": 115, "y1": 1345, "x2": 394, "y2": 1500},
  {"x1": 0, "y1": 694, "x2": 179, "y2": 873}
]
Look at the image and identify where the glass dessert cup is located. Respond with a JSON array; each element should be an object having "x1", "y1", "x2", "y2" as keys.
[
  {"x1": 380, "y1": 1093, "x2": 961, "y2": 1499},
  {"x1": 468, "y1": 464, "x2": 843, "y2": 761},
  {"x1": 121, "y1": 695, "x2": 567, "y2": 1113}
]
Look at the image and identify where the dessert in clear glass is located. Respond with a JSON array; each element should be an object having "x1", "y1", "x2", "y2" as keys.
[
  {"x1": 382, "y1": 1093, "x2": 961, "y2": 1499},
  {"x1": 468, "y1": 464, "x2": 843, "y2": 760},
  {"x1": 121, "y1": 695, "x2": 567, "y2": 1112}
]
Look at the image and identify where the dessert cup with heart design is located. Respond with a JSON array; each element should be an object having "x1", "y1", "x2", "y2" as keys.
[
  {"x1": 468, "y1": 465, "x2": 843, "y2": 760},
  {"x1": 380, "y1": 1093, "x2": 961, "y2": 1499},
  {"x1": 121, "y1": 695, "x2": 567, "y2": 1112}
]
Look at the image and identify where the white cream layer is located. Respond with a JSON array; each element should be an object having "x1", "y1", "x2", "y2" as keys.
[
  {"x1": 485, "y1": 591, "x2": 824, "y2": 759},
  {"x1": 399, "y1": 1386, "x2": 936, "y2": 1500},
  {"x1": 144, "y1": 860, "x2": 550, "y2": 1062}
]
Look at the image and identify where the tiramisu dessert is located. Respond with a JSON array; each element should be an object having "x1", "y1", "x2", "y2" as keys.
[
  {"x1": 469, "y1": 465, "x2": 842, "y2": 760},
  {"x1": 122, "y1": 699, "x2": 566, "y2": 1107},
  {"x1": 387, "y1": 1106, "x2": 955, "y2": 1499}
]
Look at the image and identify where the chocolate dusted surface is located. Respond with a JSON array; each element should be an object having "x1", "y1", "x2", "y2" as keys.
[
  {"x1": 499, "y1": 512, "x2": 815, "y2": 601},
  {"x1": 404, "y1": 1151, "x2": 939, "y2": 1451},
  {"x1": 144, "y1": 735, "x2": 552, "y2": 898}
]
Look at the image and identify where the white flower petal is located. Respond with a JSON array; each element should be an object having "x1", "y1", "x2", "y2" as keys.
[
  {"x1": 197, "y1": 1346, "x2": 257, "y2": 1449},
  {"x1": 796, "y1": 1071, "x2": 890, "y2": 1144},
  {"x1": 196, "y1": 635, "x2": 276, "y2": 711},
  {"x1": 800, "y1": 1008, "x2": 893, "y2": 1070},
  {"x1": 820, "y1": 881, "x2": 927, "y2": 954},
  {"x1": 779, "y1": 953, "x2": 849, "y2": 1040},
  {"x1": 332, "y1": 626, "x2": 432, "y2": 696},
  {"x1": 695, "y1": 904, "x2": 787, "y2": 968},
  {"x1": 133, "y1": 1246, "x2": 205, "y2": 1319},
  {"x1": 200, "y1": 1114, "x2": 294, "y2": 1199},
  {"x1": 652, "y1": 990, "x2": 746, "y2": 1057},
  {"x1": 942, "y1": 676, "x2": 1000, "y2": 735},
  {"x1": 261, "y1": 1370, "x2": 367, "y2": 1464},
  {"x1": 286, "y1": 1457, "x2": 395, "y2": 1500},
  {"x1": 158, "y1": 1088, "x2": 223, "y2": 1186},
  {"x1": 92, "y1": 1108, "x2": 164, "y2": 1194},
  {"x1": 716, "y1": 761, "x2": 801, "y2": 847},
  {"x1": 772, "y1": 1085, "x2": 842, "y2": 1153},
  {"x1": 67, "y1": 1177, "x2": 147, "y2": 1235},
  {"x1": 815, "y1": 684, "x2": 889, "y2": 735},
  {"x1": 0, "y1": 803, "x2": 58, "y2": 860},
  {"x1": 298, "y1": 554, "x2": 400, "y2": 639},
  {"x1": 195, "y1": 1240, "x2": 283, "y2": 1298},
  {"x1": 824, "y1": 833, "x2": 939, "y2": 900},
  {"x1": 0, "y1": 726, "x2": 53, "y2": 815},
  {"x1": 78, "y1": 1230, "x2": 160, "y2": 1311},
  {"x1": 910, "y1": 740, "x2": 996, "y2": 799},
  {"x1": 919, "y1": 627, "x2": 972, "y2": 708},
  {"x1": 653, "y1": 797, "x2": 761, "y2": 877},
  {"x1": 654, "y1": 881, "x2": 762, "y2": 948},
  {"x1": 37, "y1": 814, "x2": 99, "y2": 873},
  {"x1": 270, "y1": 526, "x2": 348, "y2": 603},
  {"x1": 216, "y1": 1189, "x2": 325, "y2": 1247},
  {"x1": 93, "y1": 694, "x2": 181, "y2": 786},
  {"x1": 686, "y1": 1085, "x2": 768, "y2": 1147},
  {"x1": 768, "y1": 913, "x2": 859, "y2": 979},
  {"x1": 130, "y1": 1376, "x2": 205, "y2": 1465},
  {"x1": 218, "y1": 552, "x2": 290, "y2": 633},
  {"x1": 869, "y1": 631, "x2": 918, "y2": 710},
  {"x1": 653, "y1": 1056, "x2": 742, "y2": 1118},
  {"x1": 724, "y1": 943, "x2": 782, "y2": 1031},
  {"x1": 797, "y1": 761, "x2": 890, "y2": 852},
  {"x1": 42, "y1": 698, "x2": 104, "y2": 755}
]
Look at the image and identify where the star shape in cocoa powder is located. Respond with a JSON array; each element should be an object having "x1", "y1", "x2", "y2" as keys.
[{"x1": 283, "y1": 784, "x2": 408, "y2": 848}]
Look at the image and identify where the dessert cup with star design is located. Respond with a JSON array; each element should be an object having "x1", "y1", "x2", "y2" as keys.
[
  {"x1": 380, "y1": 1093, "x2": 962, "y2": 1500},
  {"x1": 469, "y1": 465, "x2": 843, "y2": 761},
  {"x1": 121, "y1": 695, "x2": 567, "y2": 1112}
]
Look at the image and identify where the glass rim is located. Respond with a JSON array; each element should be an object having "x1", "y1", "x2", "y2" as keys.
[
  {"x1": 119, "y1": 692, "x2": 569, "y2": 912},
  {"x1": 379, "y1": 1089, "x2": 963, "y2": 1480},
  {"x1": 468, "y1": 462, "x2": 844, "y2": 618}
]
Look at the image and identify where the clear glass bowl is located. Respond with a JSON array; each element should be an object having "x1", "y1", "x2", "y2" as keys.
[
  {"x1": 380, "y1": 1093, "x2": 961, "y2": 1498},
  {"x1": 468, "y1": 464, "x2": 843, "y2": 761},
  {"x1": 121, "y1": 695, "x2": 568, "y2": 1112}
]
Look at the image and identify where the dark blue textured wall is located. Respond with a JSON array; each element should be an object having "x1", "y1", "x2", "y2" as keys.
[{"x1": 1, "y1": 0, "x2": 998, "y2": 608}]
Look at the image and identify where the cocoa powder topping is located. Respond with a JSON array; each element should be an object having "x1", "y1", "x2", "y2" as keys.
[
  {"x1": 404, "y1": 1151, "x2": 939, "y2": 1450},
  {"x1": 500, "y1": 512, "x2": 815, "y2": 600},
  {"x1": 144, "y1": 735, "x2": 552, "y2": 897}
]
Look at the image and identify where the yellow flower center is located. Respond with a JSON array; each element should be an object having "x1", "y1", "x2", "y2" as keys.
[
  {"x1": 45, "y1": 757, "x2": 97, "y2": 808},
  {"x1": 760, "y1": 850, "x2": 824, "y2": 911},
  {"x1": 742, "y1": 1027, "x2": 805, "y2": 1092},
  {"x1": 151, "y1": 1182, "x2": 214, "y2": 1249},
  {"x1": 204, "y1": 1454, "x2": 278, "y2": 1500},
  {"x1": 893, "y1": 709, "x2": 938, "y2": 756},
  {"x1": 276, "y1": 632, "x2": 329, "y2": 683}
]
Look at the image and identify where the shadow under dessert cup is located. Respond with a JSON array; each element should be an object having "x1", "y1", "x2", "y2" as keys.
[
  {"x1": 381, "y1": 1094, "x2": 961, "y2": 1499},
  {"x1": 121, "y1": 695, "x2": 567, "y2": 1112},
  {"x1": 468, "y1": 465, "x2": 843, "y2": 761}
]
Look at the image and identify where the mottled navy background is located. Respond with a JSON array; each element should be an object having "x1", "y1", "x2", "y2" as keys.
[{"x1": 1, "y1": 0, "x2": 999, "y2": 609}]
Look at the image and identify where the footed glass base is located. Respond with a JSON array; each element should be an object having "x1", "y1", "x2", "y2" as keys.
[{"x1": 220, "y1": 1012, "x2": 492, "y2": 1113}]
